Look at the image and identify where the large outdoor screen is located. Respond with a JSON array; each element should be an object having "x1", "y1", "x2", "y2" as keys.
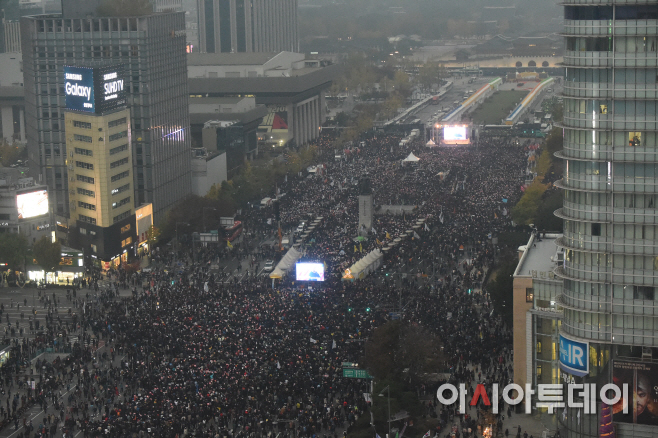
[
  {"x1": 443, "y1": 126, "x2": 468, "y2": 141},
  {"x1": 17, "y1": 190, "x2": 49, "y2": 219},
  {"x1": 296, "y1": 263, "x2": 325, "y2": 282},
  {"x1": 64, "y1": 64, "x2": 126, "y2": 114}
]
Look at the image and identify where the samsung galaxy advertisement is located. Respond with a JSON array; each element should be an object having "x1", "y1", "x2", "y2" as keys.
[{"x1": 64, "y1": 65, "x2": 126, "y2": 114}]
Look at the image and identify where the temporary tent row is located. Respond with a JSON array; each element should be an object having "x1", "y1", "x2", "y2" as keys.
[
  {"x1": 269, "y1": 247, "x2": 302, "y2": 279},
  {"x1": 344, "y1": 249, "x2": 383, "y2": 281}
]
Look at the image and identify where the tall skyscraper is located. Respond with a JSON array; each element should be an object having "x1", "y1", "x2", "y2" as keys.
[
  {"x1": 198, "y1": 0, "x2": 298, "y2": 54},
  {"x1": 21, "y1": 7, "x2": 192, "y2": 227},
  {"x1": 557, "y1": 2, "x2": 658, "y2": 436}
]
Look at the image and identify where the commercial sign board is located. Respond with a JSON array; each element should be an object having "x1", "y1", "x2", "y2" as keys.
[
  {"x1": 64, "y1": 65, "x2": 126, "y2": 114},
  {"x1": 558, "y1": 334, "x2": 589, "y2": 377}
]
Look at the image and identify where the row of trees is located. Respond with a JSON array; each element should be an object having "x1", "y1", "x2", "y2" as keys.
[
  {"x1": 0, "y1": 234, "x2": 62, "y2": 278},
  {"x1": 158, "y1": 147, "x2": 319, "y2": 242},
  {"x1": 511, "y1": 127, "x2": 564, "y2": 231}
]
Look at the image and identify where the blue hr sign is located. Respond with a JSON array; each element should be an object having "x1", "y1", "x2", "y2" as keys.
[
  {"x1": 559, "y1": 334, "x2": 589, "y2": 376},
  {"x1": 65, "y1": 66, "x2": 95, "y2": 113}
]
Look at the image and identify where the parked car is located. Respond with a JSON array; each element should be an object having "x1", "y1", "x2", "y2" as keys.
[{"x1": 263, "y1": 260, "x2": 275, "y2": 272}]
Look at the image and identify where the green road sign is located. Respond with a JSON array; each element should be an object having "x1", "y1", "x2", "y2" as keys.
[
  {"x1": 342, "y1": 362, "x2": 357, "y2": 367},
  {"x1": 342, "y1": 368, "x2": 373, "y2": 379}
]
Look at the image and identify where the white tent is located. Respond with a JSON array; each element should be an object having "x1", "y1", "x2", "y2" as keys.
[
  {"x1": 269, "y1": 247, "x2": 302, "y2": 279},
  {"x1": 403, "y1": 152, "x2": 420, "y2": 162},
  {"x1": 426, "y1": 139, "x2": 436, "y2": 147},
  {"x1": 344, "y1": 249, "x2": 383, "y2": 281}
]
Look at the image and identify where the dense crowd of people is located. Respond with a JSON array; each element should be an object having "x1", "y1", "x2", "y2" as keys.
[{"x1": 0, "y1": 129, "x2": 539, "y2": 438}]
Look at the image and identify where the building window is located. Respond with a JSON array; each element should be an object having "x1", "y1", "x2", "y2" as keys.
[
  {"x1": 78, "y1": 201, "x2": 96, "y2": 211},
  {"x1": 592, "y1": 223, "x2": 601, "y2": 236},
  {"x1": 526, "y1": 288, "x2": 534, "y2": 303},
  {"x1": 629, "y1": 132, "x2": 642, "y2": 147},
  {"x1": 108, "y1": 131, "x2": 128, "y2": 142},
  {"x1": 108, "y1": 117, "x2": 127, "y2": 128},
  {"x1": 120, "y1": 224, "x2": 131, "y2": 233},
  {"x1": 79, "y1": 228, "x2": 86, "y2": 235},
  {"x1": 74, "y1": 148, "x2": 92, "y2": 157},
  {"x1": 112, "y1": 197, "x2": 130, "y2": 209},
  {"x1": 634, "y1": 286, "x2": 655, "y2": 300},
  {"x1": 110, "y1": 157, "x2": 129, "y2": 169},
  {"x1": 74, "y1": 134, "x2": 93, "y2": 143},
  {"x1": 113, "y1": 211, "x2": 130, "y2": 223},
  {"x1": 76, "y1": 175, "x2": 95, "y2": 184},
  {"x1": 536, "y1": 365, "x2": 542, "y2": 379},
  {"x1": 111, "y1": 171, "x2": 130, "y2": 183},
  {"x1": 79, "y1": 215, "x2": 96, "y2": 225},
  {"x1": 75, "y1": 161, "x2": 94, "y2": 170},
  {"x1": 121, "y1": 236, "x2": 132, "y2": 247},
  {"x1": 537, "y1": 341, "x2": 542, "y2": 354},
  {"x1": 109, "y1": 144, "x2": 128, "y2": 155},
  {"x1": 112, "y1": 184, "x2": 130, "y2": 195},
  {"x1": 73, "y1": 120, "x2": 92, "y2": 129},
  {"x1": 76, "y1": 188, "x2": 95, "y2": 198},
  {"x1": 0, "y1": 214, "x2": 9, "y2": 220}
]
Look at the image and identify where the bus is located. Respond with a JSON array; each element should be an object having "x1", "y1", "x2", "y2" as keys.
[{"x1": 225, "y1": 220, "x2": 243, "y2": 242}]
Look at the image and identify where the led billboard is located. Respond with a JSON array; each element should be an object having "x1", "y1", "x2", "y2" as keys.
[
  {"x1": 443, "y1": 126, "x2": 468, "y2": 141},
  {"x1": 64, "y1": 65, "x2": 126, "y2": 114},
  {"x1": 16, "y1": 190, "x2": 49, "y2": 219},
  {"x1": 65, "y1": 66, "x2": 95, "y2": 113},
  {"x1": 296, "y1": 263, "x2": 325, "y2": 282}
]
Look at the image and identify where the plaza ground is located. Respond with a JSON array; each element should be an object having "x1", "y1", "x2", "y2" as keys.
[{"x1": 471, "y1": 91, "x2": 529, "y2": 125}]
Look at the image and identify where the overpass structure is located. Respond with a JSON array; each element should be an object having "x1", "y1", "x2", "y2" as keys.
[
  {"x1": 383, "y1": 82, "x2": 453, "y2": 127},
  {"x1": 442, "y1": 77, "x2": 502, "y2": 123},
  {"x1": 505, "y1": 77, "x2": 555, "y2": 125}
]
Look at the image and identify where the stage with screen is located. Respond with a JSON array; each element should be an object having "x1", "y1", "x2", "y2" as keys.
[
  {"x1": 442, "y1": 125, "x2": 470, "y2": 145},
  {"x1": 296, "y1": 263, "x2": 325, "y2": 282},
  {"x1": 17, "y1": 190, "x2": 49, "y2": 219}
]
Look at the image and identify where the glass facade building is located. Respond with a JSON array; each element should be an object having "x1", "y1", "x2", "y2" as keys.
[
  {"x1": 556, "y1": 2, "x2": 658, "y2": 437},
  {"x1": 197, "y1": 0, "x2": 298, "y2": 54},
  {"x1": 20, "y1": 11, "x2": 192, "y2": 225}
]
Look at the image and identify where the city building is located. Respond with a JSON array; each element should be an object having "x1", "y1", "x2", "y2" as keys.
[
  {"x1": 62, "y1": 64, "x2": 136, "y2": 265},
  {"x1": 512, "y1": 232, "x2": 563, "y2": 390},
  {"x1": 201, "y1": 119, "x2": 254, "y2": 178},
  {"x1": 555, "y1": 2, "x2": 658, "y2": 436},
  {"x1": 0, "y1": 53, "x2": 26, "y2": 144},
  {"x1": 188, "y1": 52, "x2": 340, "y2": 147},
  {"x1": 191, "y1": 148, "x2": 227, "y2": 197},
  {"x1": 0, "y1": 176, "x2": 51, "y2": 244},
  {"x1": 21, "y1": 3, "x2": 192, "y2": 231},
  {"x1": 1, "y1": 20, "x2": 21, "y2": 53},
  {"x1": 189, "y1": 95, "x2": 266, "y2": 175},
  {"x1": 197, "y1": 0, "x2": 298, "y2": 54}
]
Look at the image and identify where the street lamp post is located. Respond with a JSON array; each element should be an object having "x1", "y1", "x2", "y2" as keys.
[{"x1": 379, "y1": 385, "x2": 391, "y2": 438}]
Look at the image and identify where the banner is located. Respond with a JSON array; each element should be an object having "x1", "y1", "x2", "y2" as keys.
[{"x1": 613, "y1": 361, "x2": 658, "y2": 425}]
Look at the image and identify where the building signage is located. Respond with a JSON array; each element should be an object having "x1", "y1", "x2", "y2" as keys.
[
  {"x1": 64, "y1": 65, "x2": 126, "y2": 114},
  {"x1": 559, "y1": 334, "x2": 589, "y2": 377},
  {"x1": 65, "y1": 66, "x2": 95, "y2": 112}
]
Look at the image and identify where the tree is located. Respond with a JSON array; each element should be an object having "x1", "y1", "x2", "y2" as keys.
[
  {"x1": 33, "y1": 237, "x2": 62, "y2": 276},
  {"x1": 146, "y1": 225, "x2": 161, "y2": 248},
  {"x1": 511, "y1": 179, "x2": 547, "y2": 225},
  {"x1": 97, "y1": 0, "x2": 152, "y2": 16},
  {"x1": 0, "y1": 233, "x2": 28, "y2": 270},
  {"x1": 0, "y1": 143, "x2": 23, "y2": 167}
]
